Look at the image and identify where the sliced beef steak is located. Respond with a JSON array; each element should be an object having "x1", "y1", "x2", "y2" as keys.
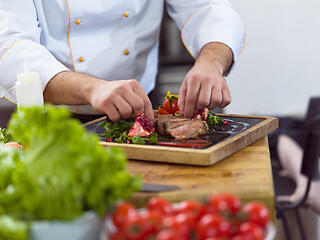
[{"x1": 156, "y1": 115, "x2": 208, "y2": 140}]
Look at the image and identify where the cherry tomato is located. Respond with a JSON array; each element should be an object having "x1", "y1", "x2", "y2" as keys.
[
  {"x1": 205, "y1": 238, "x2": 228, "y2": 240},
  {"x1": 209, "y1": 193, "x2": 242, "y2": 215},
  {"x1": 110, "y1": 231, "x2": 127, "y2": 240},
  {"x1": 140, "y1": 210, "x2": 163, "y2": 234},
  {"x1": 196, "y1": 214, "x2": 231, "y2": 240},
  {"x1": 163, "y1": 99, "x2": 172, "y2": 114},
  {"x1": 231, "y1": 235, "x2": 252, "y2": 240},
  {"x1": 237, "y1": 222, "x2": 265, "y2": 240},
  {"x1": 112, "y1": 202, "x2": 137, "y2": 229},
  {"x1": 5, "y1": 142, "x2": 22, "y2": 150},
  {"x1": 196, "y1": 203, "x2": 218, "y2": 222},
  {"x1": 147, "y1": 197, "x2": 174, "y2": 216},
  {"x1": 162, "y1": 215, "x2": 190, "y2": 238},
  {"x1": 123, "y1": 213, "x2": 146, "y2": 240},
  {"x1": 171, "y1": 98, "x2": 180, "y2": 114},
  {"x1": 242, "y1": 202, "x2": 270, "y2": 228},
  {"x1": 175, "y1": 212, "x2": 196, "y2": 235},
  {"x1": 156, "y1": 229, "x2": 181, "y2": 240},
  {"x1": 229, "y1": 219, "x2": 241, "y2": 236},
  {"x1": 158, "y1": 107, "x2": 170, "y2": 115},
  {"x1": 176, "y1": 200, "x2": 202, "y2": 216}
]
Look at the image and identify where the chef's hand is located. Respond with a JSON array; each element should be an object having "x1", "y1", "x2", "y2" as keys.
[
  {"x1": 44, "y1": 72, "x2": 154, "y2": 123},
  {"x1": 90, "y1": 79, "x2": 154, "y2": 123},
  {"x1": 178, "y1": 42, "x2": 233, "y2": 118}
]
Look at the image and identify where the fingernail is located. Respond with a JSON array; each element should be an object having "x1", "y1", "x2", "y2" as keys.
[{"x1": 150, "y1": 121, "x2": 154, "y2": 126}]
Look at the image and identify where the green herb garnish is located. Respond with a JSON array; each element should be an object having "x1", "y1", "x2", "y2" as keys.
[
  {"x1": 128, "y1": 132, "x2": 158, "y2": 145},
  {"x1": 0, "y1": 127, "x2": 12, "y2": 143},
  {"x1": 206, "y1": 111, "x2": 224, "y2": 132},
  {"x1": 98, "y1": 119, "x2": 134, "y2": 143}
]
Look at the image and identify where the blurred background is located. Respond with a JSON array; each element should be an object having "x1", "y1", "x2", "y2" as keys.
[
  {"x1": 157, "y1": 0, "x2": 320, "y2": 118},
  {"x1": 0, "y1": 1, "x2": 319, "y2": 239},
  {"x1": 157, "y1": 1, "x2": 320, "y2": 239},
  {"x1": 1, "y1": 1, "x2": 320, "y2": 118}
]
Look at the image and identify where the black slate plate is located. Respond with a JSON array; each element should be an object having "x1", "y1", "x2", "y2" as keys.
[{"x1": 85, "y1": 116, "x2": 264, "y2": 149}]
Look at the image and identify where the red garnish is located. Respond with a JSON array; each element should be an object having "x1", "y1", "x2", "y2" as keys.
[
  {"x1": 127, "y1": 113, "x2": 155, "y2": 137},
  {"x1": 158, "y1": 107, "x2": 170, "y2": 115},
  {"x1": 156, "y1": 139, "x2": 211, "y2": 148}
]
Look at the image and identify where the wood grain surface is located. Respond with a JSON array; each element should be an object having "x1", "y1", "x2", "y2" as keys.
[{"x1": 127, "y1": 136, "x2": 275, "y2": 220}]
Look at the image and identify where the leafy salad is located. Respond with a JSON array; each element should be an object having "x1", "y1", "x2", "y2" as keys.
[{"x1": 0, "y1": 105, "x2": 141, "y2": 240}]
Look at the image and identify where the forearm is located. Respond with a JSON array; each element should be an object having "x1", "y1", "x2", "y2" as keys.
[
  {"x1": 43, "y1": 72, "x2": 155, "y2": 122},
  {"x1": 195, "y1": 42, "x2": 233, "y2": 76},
  {"x1": 43, "y1": 71, "x2": 101, "y2": 105}
]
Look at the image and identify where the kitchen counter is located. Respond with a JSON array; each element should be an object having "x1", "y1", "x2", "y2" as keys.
[{"x1": 127, "y1": 136, "x2": 275, "y2": 220}]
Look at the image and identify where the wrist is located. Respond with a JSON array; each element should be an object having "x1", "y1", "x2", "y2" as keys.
[
  {"x1": 196, "y1": 42, "x2": 233, "y2": 75},
  {"x1": 82, "y1": 75, "x2": 106, "y2": 104}
]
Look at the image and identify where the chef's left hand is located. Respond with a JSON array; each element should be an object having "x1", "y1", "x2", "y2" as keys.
[{"x1": 178, "y1": 42, "x2": 233, "y2": 118}]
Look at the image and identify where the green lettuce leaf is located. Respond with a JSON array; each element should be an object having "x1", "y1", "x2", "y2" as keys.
[
  {"x1": 3, "y1": 105, "x2": 141, "y2": 222},
  {"x1": 0, "y1": 215, "x2": 29, "y2": 240}
]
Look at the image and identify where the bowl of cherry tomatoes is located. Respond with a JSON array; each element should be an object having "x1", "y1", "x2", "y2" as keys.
[{"x1": 101, "y1": 193, "x2": 275, "y2": 240}]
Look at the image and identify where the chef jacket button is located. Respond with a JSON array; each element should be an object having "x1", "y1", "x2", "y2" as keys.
[
  {"x1": 123, "y1": 50, "x2": 130, "y2": 55},
  {"x1": 75, "y1": 19, "x2": 81, "y2": 25},
  {"x1": 79, "y1": 57, "x2": 85, "y2": 62},
  {"x1": 123, "y1": 12, "x2": 129, "y2": 18}
]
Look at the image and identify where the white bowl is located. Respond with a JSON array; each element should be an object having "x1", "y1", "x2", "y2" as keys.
[{"x1": 30, "y1": 212, "x2": 103, "y2": 240}]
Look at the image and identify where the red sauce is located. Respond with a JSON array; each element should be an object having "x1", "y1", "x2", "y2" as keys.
[{"x1": 156, "y1": 139, "x2": 211, "y2": 148}]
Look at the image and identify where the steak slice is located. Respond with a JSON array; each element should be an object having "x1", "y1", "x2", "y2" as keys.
[
  {"x1": 155, "y1": 115, "x2": 208, "y2": 140},
  {"x1": 156, "y1": 115, "x2": 188, "y2": 135},
  {"x1": 167, "y1": 119, "x2": 208, "y2": 140}
]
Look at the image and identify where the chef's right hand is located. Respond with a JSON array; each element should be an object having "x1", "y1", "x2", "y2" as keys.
[{"x1": 89, "y1": 79, "x2": 154, "y2": 123}]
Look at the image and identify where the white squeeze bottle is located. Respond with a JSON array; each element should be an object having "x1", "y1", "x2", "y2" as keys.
[{"x1": 16, "y1": 61, "x2": 44, "y2": 108}]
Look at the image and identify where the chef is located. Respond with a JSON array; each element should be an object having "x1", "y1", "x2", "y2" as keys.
[{"x1": 0, "y1": 0, "x2": 245, "y2": 123}]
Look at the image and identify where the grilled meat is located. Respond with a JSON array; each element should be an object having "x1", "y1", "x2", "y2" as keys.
[{"x1": 155, "y1": 115, "x2": 208, "y2": 140}]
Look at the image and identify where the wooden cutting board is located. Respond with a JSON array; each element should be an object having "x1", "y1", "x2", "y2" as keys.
[{"x1": 85, "y1": 114, "x2": 278, "y2": 166}]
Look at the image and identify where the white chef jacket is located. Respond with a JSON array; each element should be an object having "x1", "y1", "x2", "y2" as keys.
[{"x1": 0, "y1": 0, "x2": 245, "y2": 114}]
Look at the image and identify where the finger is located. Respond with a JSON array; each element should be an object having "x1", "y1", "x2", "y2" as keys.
[
  {"x1": 144, "y1": 98, "x2": 155, "y2": 124},
  {"x1": 132, "y1": 83, "x2": 154, "y2": 123},
  {"x1": 178, "y1": 82, "x2": 187, "y2": 114},
  {"x1": 184, "y1": 80, "x2": 200, "y2": 118},
  {"x1": 105, "y1": 104, "x2": 121, "y2": 122},
  {"x1": 208, "y1": 87, "x2": 222, "y2": 110},
  {"x1": 114, "y1": 96, "x2": 134, "y2": 119},
  {"x1": 122, "y1": 90, "x2": 144, "y2": 117},
  {"x1": 219, "y1": 87, "x2": 231, "y2": 108},
  {"x1": 196, "y1": 83, "x2": 211, "y2": 111}
]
